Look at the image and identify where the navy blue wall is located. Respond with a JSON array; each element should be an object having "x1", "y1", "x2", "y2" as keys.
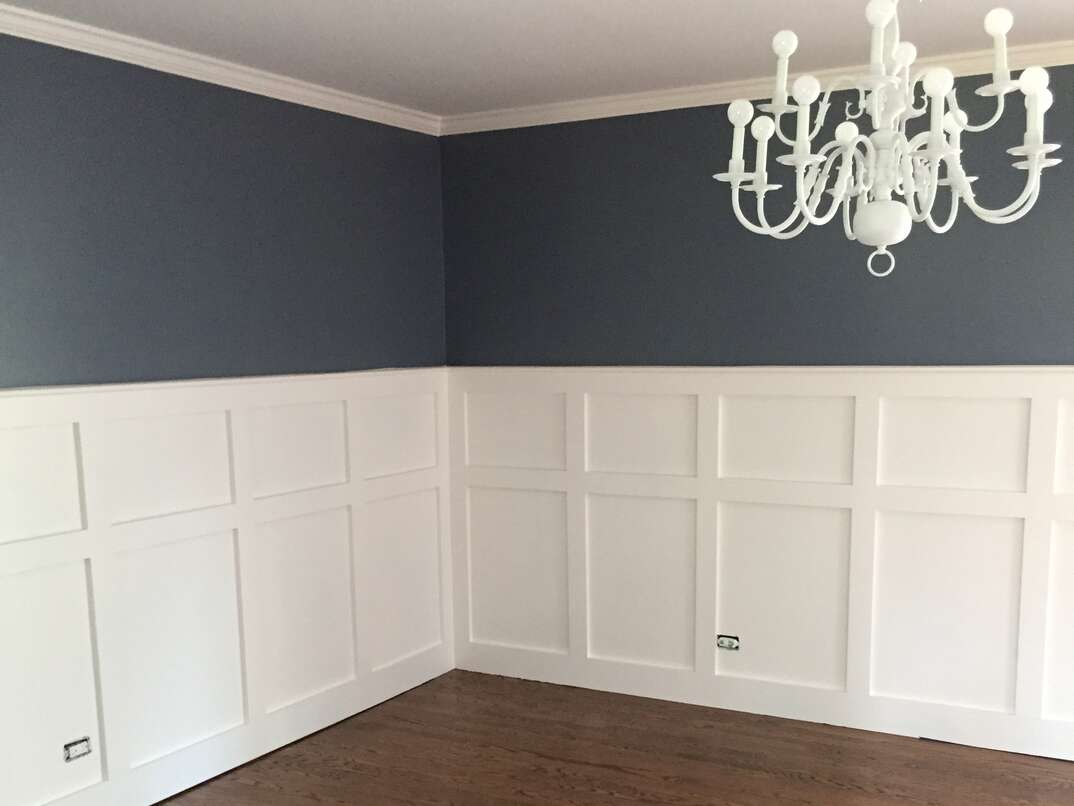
[
  {"x1": 0, "y1": 35, "x2": 445, "y2": 388},
  {"x1": 442, "y1": 67, "x2": 1074, "y2": 366},
  {"x1": 2, "y1": 33, "x2": 1070, "y2": 384}
]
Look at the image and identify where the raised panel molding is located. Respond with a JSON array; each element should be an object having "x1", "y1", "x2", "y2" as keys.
[
  {"x1": 468, "y1": 487, "x2": 569, "y2": 653},
  {"x1": 359, "y1": 393, "x2": 437, "y2": 478},
  {"x1": 716, "y1": 502, "x2": 850, "y2": 691},
  {"x1": 465, "y1": 391, "x2": 566, "y2": 470},
  {"x1": 719, "y1": 395, "x2": 855, "y2": 484},
  {"x1": 872, "y1": 511, "x2": 1024, "y2": 713},
  {"x1": 0, "y1": 422, "x2": 84, "y2": 544},
  {"x1": 361, "y1": 489, "x2": 443, "y2": 670},
  {"x1": 104, "y1": 410, "x2": 234, "y2": 522},
  {"x1": 1057, "y1": 400, "x2": 1074, "y2": 494},
  {"x1": 0, "y1": 561, "x2": 102, "y2": 806},
  {"x1": 250, "y1": 401, "x2": 348, "y2": 497},
  {"x1": 252, "y1": 508, "x2": 357, "y2": 712},
  {"x1": 587, "y1": 494, "x2": 696, "y2": 670},
  {"x1": 1044, "y1": 521, "x2": 1074, "y2": 722},
  {"x1": 878, "y1": 396, "x2": 1030, "y2": 492},
  {"x1": 109, "y1": 531, "x2": 245, "y2": 765},
  {"x1": 586, "y1": 393, "x2": 697, "y2": 476}
]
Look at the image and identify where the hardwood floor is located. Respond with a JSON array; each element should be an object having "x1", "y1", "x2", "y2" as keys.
[{"x1": 165, "y1": 670, "x2": 1074, "y2": 805}]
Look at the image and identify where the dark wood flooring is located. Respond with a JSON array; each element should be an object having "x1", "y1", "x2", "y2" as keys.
[{"x1": 165, "y1": 670, "x2": 1074, "y2": 805}]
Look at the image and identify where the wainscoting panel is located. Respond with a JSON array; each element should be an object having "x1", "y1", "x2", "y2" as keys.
[
  {"x1": 250, "y1": 401, "x2": 349, "y2": 498},
  {"x1": 1058, "y1": 400, "x2": 1074, "y2": 494},
  {"x1": 360, "y1": 489, "x2": 443, "y2": 671},
  {"x1": 0, "y1": 422, "x2": 84, "y2": 544},
  {"x1": 872, "y1": 511, "x2": 1024, "y2": 713},
  {"x1": 587, "y1": 494, "x2": 697, "y2": 670},
  {"x1": 451, "y1": 367, "x2": 1074, "y2": 762},
  {"x1": 251, "y1": 508, "x2": 356, "y2": 713},
  {"x1": 586, "y1": 393, "x2": 698, "y2": 476},
  {"x1": 465, "y1": 391, "x2": 567, "y2": 470},
  {"x1": 468, "y1": 486, "x2": 569, "y2": 653},
  {"x1": 108, "y1": 530, "x2": 245, "y2": 766},
  {"x1": 358, "y1": 393, "x2": 438, "y2": 479},
  {"x1": 718, "y1": 394, "x2": 855, "y2": 484},
  {"x1": 103, "y1": 410, "x2": 234, "y2": 523},
  {"x1": 878, "y1": 396, "x2": 1031, "y2": 492},
  {"x1": 0, "y1": 560, "x2": 102, "y2": 806},
  {"x1": 0, "y1": 367, "x2": 452, "y2": 806},
  {"x1": 1044, "y1": 520, "x2": 1074, "y2": 722},
  {"x1": 716, "y1": 501, "x2": 851, "y2": 691}
]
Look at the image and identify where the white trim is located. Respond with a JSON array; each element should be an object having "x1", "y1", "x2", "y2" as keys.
[
  {"x1": 440, "y1": 40, "x2": 1074, "y2": 135},
  {"x1": 0, "y1": 2, "x2": 1071, "y2": 136},
  {"x1": 450, "y1": 365, "x2": 1074, "y2": 762},
  {"x1": 0, "y1": 365, "x2": 454, "y2": 806},
  {"x1": 0, "y1": 3, "x2": 442, "y2": 136}
]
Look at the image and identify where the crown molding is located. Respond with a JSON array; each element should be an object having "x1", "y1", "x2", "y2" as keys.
[
  {"x1": 440, "y1": 39, "x2": 1074, "y2": 135},
  {"x1": 0, "y1": 2, "x2": 1070, "y2": 138},
  {"x1": 0, "y1": 2, "x2": 443, "y2": 136}
]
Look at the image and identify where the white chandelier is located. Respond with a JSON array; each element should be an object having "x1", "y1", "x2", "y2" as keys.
[{"x1": 715, "y1": 1, "x2": 1060, "y2": 277}]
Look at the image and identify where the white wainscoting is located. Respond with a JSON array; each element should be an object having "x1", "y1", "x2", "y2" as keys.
[
  {"x1": 450, "y1": 367, "x2": 1074, "y2": 761},
  {"x1": 6, "y1": 363, "x2": 1074, "y2": 806},
  {"x1": 0, "y1": 368, "x2": 452, "y2": 806}
]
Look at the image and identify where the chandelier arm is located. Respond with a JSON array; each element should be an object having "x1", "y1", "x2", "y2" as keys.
[
  {"x1": 729, "y1": 187, "x2": 773, "y2": 235},
  {"x1": 962, "y1": 168, "x2": 1043, "y2": 222},
  {"x1": 947, "y1": 90, "x2": 1006, "y2": 133},
  {"x1": 891, "y1": 137, "x2": 909, "y2": 198},
  {"x1": 897, "y1": 137, "x2": 942, "y2": 223},
  {"x1": 896, "y1": 145, "x2": 922, "y2": 218},
  {"x1": 842, "y1": 194, "x2": 859, "y2": 241},
  {"x1": 901, "y1": 171, "x2": 923, "y2": 220},
  {"x1": 848, "y1": 148, "x2": 872, "y2": 195},
  {"x1": 900, "y1": 139, "x2": 931, "y2": 213},
  {"x1": 805, "y1": 140, "x2": 845, "y2": 183},
  {"x1": 968, "y1": 164, "x2": 1041, "y2": 216},
  {"x1": 905, "y1": 132, "x2": 931, "y2": 152},
  {"x1": 776, "y1": 77, "x2": 862, "y2": 151},
  {"x1": 909, "y1": 161, "x2": 942, "y2": 223},
  {"x1": 730, "y1": 185, "x2": 799, "y2": 236},
  {"x1": 924, "y1": 189, "x2": 961, "y2": 234},
  {"x1": 811, "y1": 181, "x2": 851, "y2": 226},
  {"x1": 845, "y1": 87, "x2": 869, "y2": 121},
  {"x1": 773, "y1": 112, "x2": 798, "y2": 149},
  {"x1": 965, "y1": 181, "x2": 1042, "y2": 225},
  {"x1": 886, "y1": 13, "x2": 900, "y2": 70},
  {"x1": 756, "y1": 191, "x2": 807, "y2": 234},
  {"x1": 811, "y1": 101, "x2": 832, "y2": 140},
  {"x1": 794, "y1": 152, "x2": 848, "y2": 226},
  {"x1": 809, "y1": 76, "x2": 857, "y2": 138},
  {"x1": 895, "y1": 69, "x2": 915, "y2": 137},
  {"x1": 852, "y1": 136, "x2": 878, "y2": 195},
  {"x1": 762, "y1": 214, "x2": 812, "y2": 240},
  {"x1": 815, "y1": 154, "x2": 855, "y2": 220},
  {"x1": 906, "y1": 70, "x2": 930, "y2": 116}
]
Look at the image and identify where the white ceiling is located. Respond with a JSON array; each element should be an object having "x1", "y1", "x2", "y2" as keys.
[{"x1": 9, "y1": 0, "x2": 1074, "y2": 117}]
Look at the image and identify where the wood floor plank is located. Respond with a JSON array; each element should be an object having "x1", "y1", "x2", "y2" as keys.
[{"x1": 163, "y1": 670, "x2": 1074, "y2": 806}]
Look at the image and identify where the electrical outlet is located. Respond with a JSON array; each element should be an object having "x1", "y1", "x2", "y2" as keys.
[
  {"x1": 716, "y1": 634, "x2": 740, "y2": 651},
  {"x1": 63, "y1": 737, "x2": 92, "y2": 763}
]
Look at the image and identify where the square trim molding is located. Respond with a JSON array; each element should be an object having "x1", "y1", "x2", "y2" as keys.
[{"x1": 1, "y1": 2, "x2": 1071, "y2": 136}]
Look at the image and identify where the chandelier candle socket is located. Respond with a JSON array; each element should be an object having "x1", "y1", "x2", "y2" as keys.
[{"x1": 714, "y1": 1, "x2": 1061, "y2": 276}]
